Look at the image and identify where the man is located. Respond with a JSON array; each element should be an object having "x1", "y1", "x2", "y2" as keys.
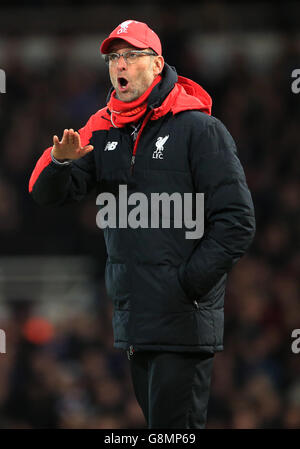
[{"x1": 29, "y1": 20, "x2": 256, "y2": 428}]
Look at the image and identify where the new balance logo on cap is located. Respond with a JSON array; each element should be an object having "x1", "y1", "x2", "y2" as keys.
[{"x1": 104, "y1": 141, "x2": 118, "y2": 151}]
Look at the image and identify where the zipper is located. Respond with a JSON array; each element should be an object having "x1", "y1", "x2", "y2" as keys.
[
  {"x1": 127, "y1": 345, "x2": 135, "y2": 360},
  {"x1": 130, "y1": 110, "x2": 153, "y2": 174},
  {"x1": 130, "y1": 155, "x2": 135, "y2": 172},
  {"x1": 193, "y1": 300, "x2": 199, "y2": 309}
]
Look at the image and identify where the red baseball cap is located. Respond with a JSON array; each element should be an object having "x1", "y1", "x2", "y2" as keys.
[{"x1": 100, "y1": 20, "x2": 162, "y2": 55}]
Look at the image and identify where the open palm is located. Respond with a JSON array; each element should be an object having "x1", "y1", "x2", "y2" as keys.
[{"x1": 52, "y1": 129, "x2": 93, "y2": 161}]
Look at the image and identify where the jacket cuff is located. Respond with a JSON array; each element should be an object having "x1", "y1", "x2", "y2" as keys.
[{"x1": 51, "y1": 148, "x2": 72, "y2": 165}]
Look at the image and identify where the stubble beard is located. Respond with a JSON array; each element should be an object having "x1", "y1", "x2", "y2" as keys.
[{"x1": 115, "y1": 87, "x2": 141, "y2": 103}]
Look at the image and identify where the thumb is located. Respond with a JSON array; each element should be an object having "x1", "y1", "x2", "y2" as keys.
[{"x1": 53, "y1": 135, "x2": 59, "y2": 146}]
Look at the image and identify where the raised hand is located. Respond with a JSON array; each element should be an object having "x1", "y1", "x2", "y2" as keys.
[{"x1": 52, "y1": 129, "x2": 94, "y2": 161}]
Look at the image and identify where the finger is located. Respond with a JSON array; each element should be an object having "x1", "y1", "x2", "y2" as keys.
[
  {"x1": 65, "y1": 129, "x2": 70, "y2": 145},
  {"x1": 73, "y1": 131, "x2": 81, "y2": 148},
  {"x1": 77, "y1": 145, "x2": 94, "y2": 157},
  {"x1": 69, "y1": 128, "x2": 75, "y2": 144},
  {"x1": 61, "y1": 129, "x2": 68, "y2": 144},
  {"x1": 79, "y1": 145, "x2": 94, "y2": 153},
  {"x1": 53, "y1": 135, "x2": 59, "y2": 146}
]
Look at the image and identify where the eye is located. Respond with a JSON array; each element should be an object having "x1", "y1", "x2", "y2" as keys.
[
  {"x1": 127, "y1": 52, "x2": 138, "y2": 61},
  {"x1": 109, "y1": 53, "x2": 119, "y2": 62}
]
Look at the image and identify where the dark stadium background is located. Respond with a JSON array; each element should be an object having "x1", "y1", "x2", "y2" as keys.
[{"x1": 0, "y1": 0, "x2": 299, "y2": 428}]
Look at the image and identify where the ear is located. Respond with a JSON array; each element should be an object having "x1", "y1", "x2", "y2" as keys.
[{"x1": 153, "y1": 55, "x2": 164, "y2": 76}]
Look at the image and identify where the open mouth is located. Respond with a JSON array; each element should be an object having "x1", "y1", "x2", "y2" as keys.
[{"x1": 118, "y1": 77, "x2": 129, "y2": 91}]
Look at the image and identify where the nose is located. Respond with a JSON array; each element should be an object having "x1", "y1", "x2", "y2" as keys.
[{"x1": 116, "y1": 55, "x2": 127, "y2": 70}]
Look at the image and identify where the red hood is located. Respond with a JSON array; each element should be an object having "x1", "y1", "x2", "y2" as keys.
[{"x1": 151, "y1": 75, "x2": 212, "y2": 120}]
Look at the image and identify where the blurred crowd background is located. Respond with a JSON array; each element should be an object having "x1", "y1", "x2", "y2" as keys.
[{"x1": 0, "y1": 1, "x2": 300, "y2": 428}]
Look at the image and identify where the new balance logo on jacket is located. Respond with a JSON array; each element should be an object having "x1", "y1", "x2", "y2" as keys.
[{"x1": 104, "y1": 141, "x2": 118, "y2": 151}]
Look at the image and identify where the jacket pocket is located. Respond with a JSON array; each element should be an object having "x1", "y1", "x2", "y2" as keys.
[
  {"x1": 134, "y1": 263, "x2": 194, "y2": 313},
  {"x1": 176, "y1": 263, "x2": 195, "y2": 301},
  {"x1": 176, "y1": 263, "x2": 218, "y2": 309}
]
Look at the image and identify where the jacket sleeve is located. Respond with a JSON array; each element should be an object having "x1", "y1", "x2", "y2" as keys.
[
  {"x1": 28, "y1": 114, "x2": 97, "y2": 207},
  {"x1": 178, "y1": 117, "x2": 256, "y2": 301}
]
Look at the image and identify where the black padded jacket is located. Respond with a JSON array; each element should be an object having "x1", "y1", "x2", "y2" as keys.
[{"x1": 29, "y1": 64, "x2": 256, "y2": 353}]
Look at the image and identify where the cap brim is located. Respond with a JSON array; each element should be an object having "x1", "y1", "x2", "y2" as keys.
[{"x1": 100, "y1": 36, "x2": 153, "y2": 54}]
